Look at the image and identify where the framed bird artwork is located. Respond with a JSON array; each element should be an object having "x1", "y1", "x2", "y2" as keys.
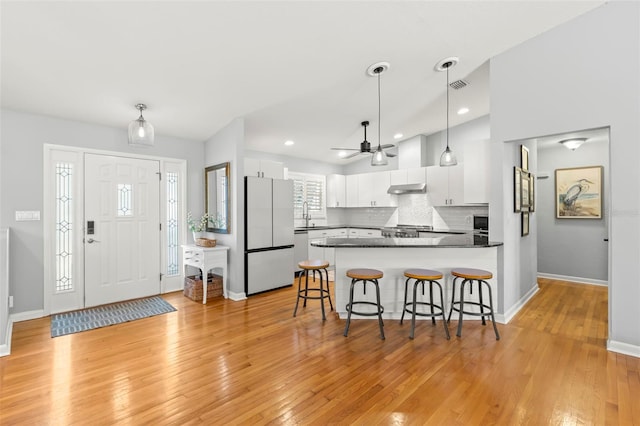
[{"x1": 555, "y1": 166, "x2": 603, "y2": 219}]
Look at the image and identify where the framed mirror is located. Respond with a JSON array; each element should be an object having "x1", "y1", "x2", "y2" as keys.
[{"x1": 205, "y1": 162, "x2": 230, "y2": 234}]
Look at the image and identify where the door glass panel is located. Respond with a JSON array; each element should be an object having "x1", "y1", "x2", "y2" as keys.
[
  {"x1": 166, "y1": 172, "x2": 179, "y2": 276},
  {"x1": 117, "y1": 183, "x2": 133, "y2": 216},
  {"x1": 56, "y1": 163, "x2": 73, "y2": 292}
]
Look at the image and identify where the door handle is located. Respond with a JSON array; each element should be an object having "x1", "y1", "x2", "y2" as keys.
[{"x1": 86, "y1": 238, "x2": 100, "y2": 243}]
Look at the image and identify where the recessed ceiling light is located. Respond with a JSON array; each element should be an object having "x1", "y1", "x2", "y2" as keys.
[
  {"x1": 338, "y1": 151, "x2": 348, "y2": 158},
  {"x1": 393, "y1": 133, "x2": 403, "y2": 140},
  {"x1": 284, "y1": 140, "x2": 295, "y2": 146},
  {"x1": 457, "y1": 107, "x2": 469, "y2": 115}
]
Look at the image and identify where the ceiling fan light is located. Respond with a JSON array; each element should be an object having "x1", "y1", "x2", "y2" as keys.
[
  {"x1": 439, "y1": 145, "x2": 457, "y2": 166},
  {"x1": 371, "y1": 146, "x2": 388, "y2": 166},
  {"x1": 128, "y1": 104, "x2": 154, "y2": 147}
]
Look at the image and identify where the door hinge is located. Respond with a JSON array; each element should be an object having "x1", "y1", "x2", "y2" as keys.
[
  {"x1": 159, "y1": 223, "x2": 162, "y2": 231},
  {"x1": 160, "y1": 272, "x2": 164, "y2": 281},
  {"x1": 156, "y1": 171, "x2": 162, "y2": 180}
]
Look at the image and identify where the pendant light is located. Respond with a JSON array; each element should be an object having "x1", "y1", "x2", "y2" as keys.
[
  {"x1": 128, "y1": 103, "x2": 154, "y2": 147},
  {"x1": 436, "y1": 57, "x2": 458, "y2": 166},
  {"x1": 367, "y1": 62, "x2": 390, "y2": 166}
]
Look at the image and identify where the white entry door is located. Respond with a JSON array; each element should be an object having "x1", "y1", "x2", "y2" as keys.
[{"x1": 84, "y1": 154, "x2": 161, "y2": 307}]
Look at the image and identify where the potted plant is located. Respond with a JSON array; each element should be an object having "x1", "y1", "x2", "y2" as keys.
[{"x1": 187, "y1": 212, "x2": 216, "y2": 245}]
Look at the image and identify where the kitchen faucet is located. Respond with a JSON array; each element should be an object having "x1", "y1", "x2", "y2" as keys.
[{"x1": 302, "y1": 201, "x2": 311, "y2": 228}]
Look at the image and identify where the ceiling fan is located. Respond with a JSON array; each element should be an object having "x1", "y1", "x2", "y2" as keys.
[{"x1": 331, "y1": 121, "x2": 396, "y2": 160}]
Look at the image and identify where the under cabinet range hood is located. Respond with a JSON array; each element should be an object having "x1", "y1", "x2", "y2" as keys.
[{"x1": 387, "y1": 183, "x2": 427, "y2": 195}]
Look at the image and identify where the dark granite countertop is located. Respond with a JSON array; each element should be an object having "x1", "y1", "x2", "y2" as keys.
[
  {"x1": 294, "y1": 225, "x2": 382, "y2": 233},
  {"x1": 310, "y1": 235, "x2": 502, "y2": 248}
]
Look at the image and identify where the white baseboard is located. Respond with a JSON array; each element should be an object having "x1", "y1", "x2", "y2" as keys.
[
  {"x1": 496, "y1": 283, "x2": 540, "y2": 324},
  {"x1": 607, "y1": 339, "x2": 640, "y2": 358},
  {"x1": 11, "y1": 309, "x2": 46, "y2": 323},
  {"x1": 0, "y1": 319, "x2": 13, "y2": 357},
  {"x1": 537, "y1": 273, "x2": 608, "y2": 287},
  {"x1": 228, "y1": 291, "x2": 246, "y2": 301}
]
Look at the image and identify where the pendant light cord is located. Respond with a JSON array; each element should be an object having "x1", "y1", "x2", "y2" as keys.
[
  {"x1": 446, "y1": 65, "x2": 449, "y2": 149},
  {"x1": 377, "y1": 70, "x2": 381, "y2": 149}
]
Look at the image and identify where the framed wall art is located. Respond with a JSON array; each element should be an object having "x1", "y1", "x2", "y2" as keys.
[
  {"x1": 555, "y1": 166, "x2": 603, "y2": 219},
  {"x1": 521, "y1": 212, "x2": 530, "y2": 236},
  {"x1": 521, "y1": 145, "x2": 529, "y2": 171},
  {"x1": 528, "y1": 173, "x2": 535, "y2": 212},
  {"x1": 514, "y1": 167, "x2": 522, "y2": 212},
  {"x1": 521, "y1": 171, "x2": 531, "y2": 211}
]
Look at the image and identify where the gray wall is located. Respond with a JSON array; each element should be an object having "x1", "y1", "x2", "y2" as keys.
[
  {"x1": 0, "y1": 109, "x2": 205, "y2": 314},
  {"x1": 537, "y1": 136, "x2": 609, "y2": 282},
  {"x1": 205, "y1": 118, "x2": 245, "y2": 296},
  {"x1": 490, "y1": 2, "x2": 640, "y2": 351}
]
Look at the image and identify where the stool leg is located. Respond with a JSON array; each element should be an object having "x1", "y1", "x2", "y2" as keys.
[
  {"x1": 428, "y1": 280, "x2": 436, "y2": 325},
  {"x1": 318, "y1": 269, "x2": 326, "y2": 321},
  {"x1": 409, "y1": 279, "x2": 418, "y2": 339},
  {"x1": 437, "y1": 281, "x2": 450, "y2": 340},
  {"x1": 456, "y1": 279, "x2": 469, "y2": 337},
  {"x1": 447, "y1": 276, "x2": 459, "y2": 323},
  {"x1": 324, "y1": 268, "x2": 334, "y2": 311},
  {"x1": 400, "y1": 277, "x2": 410, "y2": 325},
  {"x1": 374, "y1": 279, "x2": 385, "y2": 340},
  {"x1": 293, "y1": 270, "x2": 304, "y2": 317},
  {"x1": 484, "y1": 280, "x2": 500, "y2": 340},
  {"x1": 478, "y1": 279, "x2": 487, "y2": 325},
  {"x1": 343, "y1": 278, "x2": 357, "y2": 337}
]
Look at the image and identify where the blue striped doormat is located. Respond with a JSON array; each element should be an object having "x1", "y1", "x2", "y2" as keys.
[{"x1": 50, "y1": 296, "x2": 176, "y2": 337}]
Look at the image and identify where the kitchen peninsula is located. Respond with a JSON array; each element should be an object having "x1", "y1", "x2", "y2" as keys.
[{"x1": 312, "y1": 234, "x2": 503, "y2": 320}]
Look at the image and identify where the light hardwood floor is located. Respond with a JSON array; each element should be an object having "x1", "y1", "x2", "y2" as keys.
[{"x1": 1, "y1": 278, "x2": 638, "y2": 425}]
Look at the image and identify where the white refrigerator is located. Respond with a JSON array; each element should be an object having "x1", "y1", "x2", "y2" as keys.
[{"x1": 244, "y1": 176, "x2": 295, "y2": 295}]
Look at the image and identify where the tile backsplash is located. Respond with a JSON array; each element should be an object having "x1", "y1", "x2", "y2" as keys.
[{"x1": 327, "y1": 198, "x2": 488, "y2": 231}]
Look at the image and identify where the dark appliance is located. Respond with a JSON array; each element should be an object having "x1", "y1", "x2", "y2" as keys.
[{"x1": 473, "y1": 215, "x2": 489, "y2": 244}]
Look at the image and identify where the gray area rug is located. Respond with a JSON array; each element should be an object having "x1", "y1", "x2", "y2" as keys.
[{"x1": 51, "y1": 296, "x2": 176, "y2": 337}]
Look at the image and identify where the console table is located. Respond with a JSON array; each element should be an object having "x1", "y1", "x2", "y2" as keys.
[{"x1": 181, "y1": 244, "x2": 230, "y2": 303}]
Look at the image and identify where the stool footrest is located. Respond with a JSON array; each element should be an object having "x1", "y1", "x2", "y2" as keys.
[
  {"x1": 345, "y1": 301, "x2": 384, "y2": 317},
  {"x1": 403, "y1": 301, "x2": 445, "y2": 318},
  {"x1": 450, "y1": 301, "x2": 494, "y2": 317}
]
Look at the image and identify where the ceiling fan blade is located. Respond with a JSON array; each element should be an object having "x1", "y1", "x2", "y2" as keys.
[
  {"x1": 380, "y1": 144, "x2": 395, "y2": 149},
  {"x1": 331, "y1": 147, "x2": 360, "y2": 151},
  {"x1": 342, "y1": 151, "x2": 363, "y2": 159},
  {"x1": 385, "y1": 152, "x2": 397, "y2": 157}
]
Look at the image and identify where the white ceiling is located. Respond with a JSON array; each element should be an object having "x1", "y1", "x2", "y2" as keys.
[{"x1": 1, "y1": 1, "x2": 605, "y2": 164}]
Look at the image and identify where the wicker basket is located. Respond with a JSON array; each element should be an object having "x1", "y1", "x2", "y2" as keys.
[
  {"x1": 195, "y1": 238, "x2": 217, "y2": 247},
  {"x1": 184, "y1": 274, "x2": 223, "y2": 302}
]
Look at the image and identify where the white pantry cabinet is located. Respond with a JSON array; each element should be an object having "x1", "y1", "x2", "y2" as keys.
[
  {"x1": 326, "y1": 174, "x2": 346, "y2": 207},
  {"x1": 244, "y1": 158, "x2": 284, "y2": 179}
]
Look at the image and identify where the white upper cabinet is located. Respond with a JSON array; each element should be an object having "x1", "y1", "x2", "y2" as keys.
[
  {"x1": 426, "y1": 164, "x2": 464, "y2": 206},
  {"x1": 463, "y1": 140, "x2": 490, "y2": 204},
  {"x1": 326, "y1": 174, "x2": 346, "y2": 208},
  {"x1": 390, "y1": 167, "x2": 427, "y2": 185},
  {"x1": 346, "y1": 175, "x2": 359, "y2": 207},
  {"x1": 357, "y1": 171, "x2": 396, "y2": 207},
  {"x1": 244, "y1": 158, "x2": 284, "y2": 179}
]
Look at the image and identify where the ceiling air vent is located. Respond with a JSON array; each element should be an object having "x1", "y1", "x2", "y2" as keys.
[{"x1": 449, "y1": 79, "x2": 468, "y2": 90}]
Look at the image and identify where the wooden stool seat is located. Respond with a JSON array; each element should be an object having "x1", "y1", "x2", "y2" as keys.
[
  {"x1": 451, "y1": 268, "x2": 492, "y2": 280},
  {"x1": 298, "y1": 260, "x2": 330, "y2": 270},
  {"x1": 346, "y1": 268, "x2": 383, "y2": 280},
  {"x1": 404, "y1": 269, "x2": 443, "y2": 281},
  {"x1": 293, "y1": 259, "x2": 333, "y2": 320},
  {"x1": 344, "y1": 268, "x2": 385, "y2": 340}
]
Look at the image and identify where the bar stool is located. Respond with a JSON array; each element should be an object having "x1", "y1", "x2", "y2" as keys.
[
  {"x1": 447, "y1": 268, "x2": 500, "y2": 340},
  {"x1": 400, "y1": 269, "x2": 450, "y2": 340},
  {"x1": 293, "y1": 260, "x2": 333, "y2": 320},
  {"x1": 344, "y1": 268, "x2": 385, "y2": 340}
]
